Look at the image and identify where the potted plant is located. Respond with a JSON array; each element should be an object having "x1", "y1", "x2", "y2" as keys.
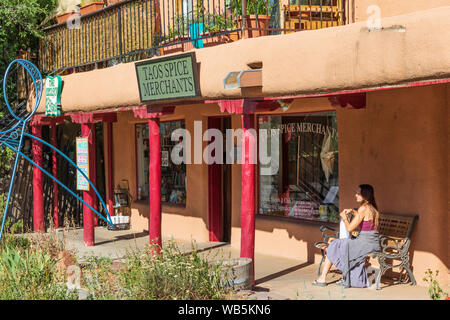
[
  {"x1": 79, "y1": 0, "x2": 105, "y2": 15},
  {"x1": 55, "y1": 0, "x2": 105, "y2": 23},
  {"x1": 231, "y1": 0, "x2": 273, "y2": 38},
  {"x1": 159, "y1": 1, "x2": 238, "y2": 55},
  {"x1": 55, "y1": 0, "x2": 80, "y2": 24}
]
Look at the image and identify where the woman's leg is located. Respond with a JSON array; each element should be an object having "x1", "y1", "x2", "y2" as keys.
[{"x1": 316, "y1": 256, "x2": 333, "y2": 283}]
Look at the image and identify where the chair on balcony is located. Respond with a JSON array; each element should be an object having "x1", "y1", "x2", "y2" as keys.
[{"x1": 189, "y1": 23, "x2": 204, "y2": 49}]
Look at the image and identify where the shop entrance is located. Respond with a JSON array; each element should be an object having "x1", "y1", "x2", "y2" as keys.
[{"x1": 207, "y1": 117, "x2": 232, "y2": 243}]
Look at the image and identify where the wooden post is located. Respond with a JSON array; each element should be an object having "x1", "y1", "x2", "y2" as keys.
[
  {"x1": 107, "y1": 122, "x2": 115, "y2": 216},
  {"x1": 240, "y1": 113, "x2": 256, "y2": 284},
  {"x1": 81, "y1": 123, "x2": 95, "y2": 246},
  {"x1": 91, "y1": 123, "x2": 98, "y2": 227},
  {"x1": 148, "y1": 117, "x2": 162, "y2": 253},
  {"x1": 32, "y1": 124, "x2": 45, "y2": 233},
  {"x1": 51, "y1": 123, "x2": 59, "y2": 228},
  {"x1": 207, "y1": 117, "x2": 223, "y2": 242}
]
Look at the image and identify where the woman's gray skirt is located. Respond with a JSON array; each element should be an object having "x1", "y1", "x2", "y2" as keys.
[{"x1": 326, "y1": 230, "x2": 380, "y2": 288}]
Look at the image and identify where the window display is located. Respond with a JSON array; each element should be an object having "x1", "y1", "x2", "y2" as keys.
[
  {"x1": 258, "y1": 112, "x2": 339, "y2": 223},
  {"x1": 136, "y1": 121, "x2": 186, "y2": 206}
]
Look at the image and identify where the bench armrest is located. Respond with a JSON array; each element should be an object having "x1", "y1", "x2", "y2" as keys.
[
  {"x1": 379, "y1": 235, "x2": 410, "y2": 256},
  {"x1": 320, "y1": 225, "x2": 339, "y2": 242}
]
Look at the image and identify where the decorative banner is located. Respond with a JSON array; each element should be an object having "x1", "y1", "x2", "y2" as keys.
[
  {"x1": 135, "y1": 52, "x2": 200, "y2": 103},
  {"x1": 76, "y1": 137, "x2": 89, "y2": 191},
  {"x1": 45, "y1": 75, "x2": 62, "y2": 117}
]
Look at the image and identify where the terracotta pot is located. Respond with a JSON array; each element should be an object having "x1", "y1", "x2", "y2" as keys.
[
  {"x1": 106, "y1": 0, "x2": 123, "y2": 5},
  {"x1": 56, "y1": 12, "x2": 73, "y2": 24},
  {"x1": 202, "y1": 32, "x2": 234, "y2": 48},
  {"x1": 238, "y1": 15, "x2": 271, "y2": 38},
  {"x1": 80, "y1": 2, "x2": 105, "y2": 16},
  {"x1": 159, "y1": 32, "x2": 236, "y2": 56},
  {"x1": 159, "y1": 36, "x2": 193, "y2": 56}
]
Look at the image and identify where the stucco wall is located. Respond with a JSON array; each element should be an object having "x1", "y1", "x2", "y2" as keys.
[
  {"x1": 336, "y1": 84, "x2": 449, "y2": 286},
  {"x1": 351, "y1": 0, "x2": 450, "y2": 22}
]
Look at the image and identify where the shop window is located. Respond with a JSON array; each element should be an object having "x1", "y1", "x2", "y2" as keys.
[
  {"x1": 136, "y1": 121, "x2": 187, "y2": 206},
  {"x1": 258, "y1": 112, "x2": 339, "y2": 223}
]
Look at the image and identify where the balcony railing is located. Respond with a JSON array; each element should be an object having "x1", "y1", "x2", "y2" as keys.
[{"x1": 39, "y1": 0, "x2": 345, "y2": 74}]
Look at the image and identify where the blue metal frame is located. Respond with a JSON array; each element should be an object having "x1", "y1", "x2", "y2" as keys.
[{"x1": 0, "y1": 59, "x2": 113, "y2": 240}]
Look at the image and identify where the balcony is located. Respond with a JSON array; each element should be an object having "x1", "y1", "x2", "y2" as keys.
[{"x1": 39, "y1": 0, "x2": 345, "y2": 74}]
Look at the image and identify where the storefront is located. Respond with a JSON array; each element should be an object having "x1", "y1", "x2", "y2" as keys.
[{"x1": 30, "y1": 6, "x2": 450, "y2": 286}]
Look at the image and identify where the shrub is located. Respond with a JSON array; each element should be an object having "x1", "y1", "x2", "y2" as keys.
[
  {"x1": 423, "y1": 269, "x2": 449, "y2": 300},
  {"x1": 82, "y1": 241, "x2": 232, "y2": 300}
]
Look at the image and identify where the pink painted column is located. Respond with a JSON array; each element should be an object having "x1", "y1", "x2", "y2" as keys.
[
  {"x1": 32, "y1": 124, "x2": 45, "y2": 233},
  {"x1": 148, "y1": 117, "x2": 162, "y2": 253},
  {"x1": 107, "y1": 122, "x2": 115, "y2": 216},
  {"x1": 81, "y1": 123, "x2": 95, "y2": 246},
  {"x1": 51, "y1": 123, "x2": 59, "y2": 228},
  {"x1": 91, "y1": 124, "x2": 98, "y2": 227},
  {"x1": 240, "y1": 113, "x2": 256, "y2": 284}
]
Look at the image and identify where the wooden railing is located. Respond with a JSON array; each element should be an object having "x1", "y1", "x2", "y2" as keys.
[{"x1": 39, "y1": 0, "x2": 346, "y2": 74}]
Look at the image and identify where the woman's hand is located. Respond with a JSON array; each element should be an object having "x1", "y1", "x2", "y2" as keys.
[{"x1": 340, "y1": 209, "x2": 352, "y2": 220}]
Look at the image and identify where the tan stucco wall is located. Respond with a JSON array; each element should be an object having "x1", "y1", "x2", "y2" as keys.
[
  {"x1": 337, "y1": 84, "x2": 449, "y2": 286},
  {"x1": 34, "y1": 6, "x2": 450, "y2": 114},
  {"x1": 352, "y1": 0, "x2": 450, "y2": 22}
]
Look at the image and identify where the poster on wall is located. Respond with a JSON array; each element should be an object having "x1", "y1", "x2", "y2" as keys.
[
  {"x1": 161, "y1": 150, "x2": 169, "y2": 167},
  {"x1": 76, "y1": 137, "x2": 89, "y2": 191}
]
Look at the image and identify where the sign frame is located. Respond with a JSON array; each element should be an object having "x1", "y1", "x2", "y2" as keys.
[
  {"x1": 76, "y1": 137, "x2": 90, "y2": 191},
  {"x1": 135, "y1": 52, "x2": 201, "y2": 103},
  {"x1": 45, "y1": 75, "x2": 62, "y2": 117}
]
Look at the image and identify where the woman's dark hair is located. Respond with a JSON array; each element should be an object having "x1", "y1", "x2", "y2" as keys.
[
  {"x1": 359, "y1": 184, "x2": 379, "y2": 229},
  {"x1": 359, "y1": 184, "x2": 377, "y2": 209}
]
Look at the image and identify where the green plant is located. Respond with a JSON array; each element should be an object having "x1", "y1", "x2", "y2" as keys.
[
  {"x1": 423, "y1": 269, "x2": 449, "y2": 300},
  {"x1": 167, "y1": 0, "x2": 234, "y2": 38},
  {"x1": 0, "y1": 240, "x2": 76, "y2": 299},
  {"x1": 231, "y1": 0, "x2": 273, "y2": 16},
  {"x1": 81, "y1": 241, "x2": 232, "y2": 300}
]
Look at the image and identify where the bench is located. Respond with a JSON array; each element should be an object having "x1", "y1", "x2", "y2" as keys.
[{"x1": 314, "y1": 213, "x2": 418, "y2": 290}]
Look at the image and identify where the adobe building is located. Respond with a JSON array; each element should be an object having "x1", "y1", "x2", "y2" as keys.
[{"x1": 31, "y1": 0, "x2": 449, "y2": 286}]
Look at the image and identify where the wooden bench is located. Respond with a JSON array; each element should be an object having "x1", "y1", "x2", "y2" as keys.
[{"x1": 314, "y1": 213, "x2": 418, "y2": 290}]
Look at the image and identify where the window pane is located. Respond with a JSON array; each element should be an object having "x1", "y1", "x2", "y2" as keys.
[
  {"x1": 258, "y1": 112, "x2": 339, "y2": 223},
  {"x1": 136, "y1": 121, "x2": 187, "y2": 206}
]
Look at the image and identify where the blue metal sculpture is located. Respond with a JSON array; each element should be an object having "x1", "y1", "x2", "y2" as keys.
[{"x1": 0, "y1": 59, "x2": 113, "y2": 240}]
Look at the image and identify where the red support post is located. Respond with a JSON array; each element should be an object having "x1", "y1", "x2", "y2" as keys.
[
  {"x1": 148, "y1": 117, "x2": 162, "y2": 253},
  {"x1": 32, "y1": 124, "x2": 45, "y2": 233},
  {"x1": 51, "y1": 123, "x2": 59, "y2": 228},
  {"x1": 240, "y1": 113, "x2": 256, "y2": 284},
  {"x1": 107, "y1": 122, "x2": 115, "y2": 216},
  {"x1": 81, "y1": 123, "x2": 95, "y2": 246},
  {"x1": 91, "y1": 123, "x2": 98, "y2": 227}
]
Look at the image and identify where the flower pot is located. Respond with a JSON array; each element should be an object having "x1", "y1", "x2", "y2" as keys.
[
  {"x1": 80, "y1": 2, "x2": 105, "y2": 16},
  {"x1": 56, "y1": 12, "x2": 73, "y2": 24},
  {"x1": 238, "y1": 15, "x2": 271, "y2": 38},
  {"x1": 106, "y1": 0, "x2": 123, "y2": 5},
  {"x1": 202, "y1": 32, "x2": 234, "y2": 48},
  {"x1": 159, "y1": 36, "x2": 193, "y2": 56}
]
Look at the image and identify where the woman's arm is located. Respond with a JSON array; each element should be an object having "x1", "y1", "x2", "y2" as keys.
[{"x1": 340, "y1": 208, "x2": 364, "y2": 233}]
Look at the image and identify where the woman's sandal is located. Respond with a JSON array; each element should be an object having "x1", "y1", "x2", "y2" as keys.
[{"x1": 311, "y1": 280, "x2": 328, "y2": 287}]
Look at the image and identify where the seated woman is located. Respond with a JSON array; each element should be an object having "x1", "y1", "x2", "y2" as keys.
[{"x1": 313, "y1": 184, "x2": 381, "y2": 288}]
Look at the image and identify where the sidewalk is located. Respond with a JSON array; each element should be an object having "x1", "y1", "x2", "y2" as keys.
[{"x1": 44, "y1": 226, "x2": 431, "y2": 300}]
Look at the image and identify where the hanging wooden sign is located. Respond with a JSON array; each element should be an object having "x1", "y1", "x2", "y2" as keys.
[
  {"x1": 135, "y1": 52, "x2": 200, "y2": 103},
  {"x1": 45, "y1": 75, "x2": 62, "y2": 117},
  {"x1": 76, "y1": 137, "x2": 89, "y2": 191}
]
